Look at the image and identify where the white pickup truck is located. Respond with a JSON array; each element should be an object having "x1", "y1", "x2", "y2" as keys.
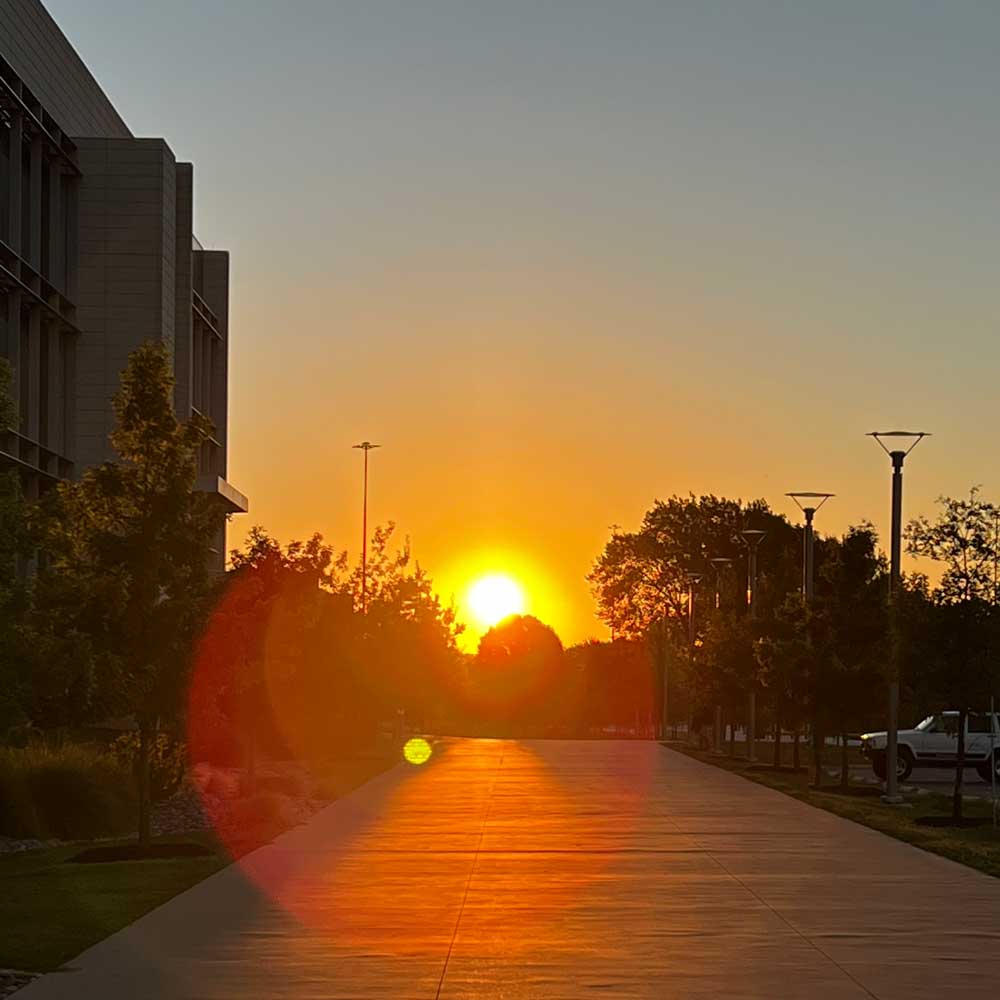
[{"x1": 860, "y1": 711, "x2": 1000, "y2": 783}]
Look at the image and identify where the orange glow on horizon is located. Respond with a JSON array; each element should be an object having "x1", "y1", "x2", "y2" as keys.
[{"x1": 438, "y1": 547, "x2": 568, "y2": 652}]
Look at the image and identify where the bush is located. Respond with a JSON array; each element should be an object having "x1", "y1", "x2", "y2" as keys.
[
  {"x1": 228, "y1": 791, "x2": 286, "y2": 830},
  {"x1": 253, "y1": 770, "x2": 308, "y2": 798},
  {"x1": 111, "y1": 732, "x2": 185, "y2": 803},
  {"x1": 0, "y1": 744, "x2": 136, "y2": 839}
]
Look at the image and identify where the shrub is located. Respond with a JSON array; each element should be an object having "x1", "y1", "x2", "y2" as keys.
[
  {"x1": 229, "y1": 791, "x2": 285, "y2": 829},
  {"x1": 111, "y1": 732, "x2": 185, "y2": 803},
  {"x1": 0, "y1": 744, "x2": 136, "y2": 839},
  {"x1": 253, "y1": 770, "x2": 308, "y2": 798}
]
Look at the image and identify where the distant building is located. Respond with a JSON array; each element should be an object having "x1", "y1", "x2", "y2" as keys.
[{"x1": 0, "y1": 0, "x2": 247, "y2": 569}]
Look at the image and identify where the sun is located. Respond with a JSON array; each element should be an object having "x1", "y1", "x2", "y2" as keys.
[{"x1": 467, "y1": 573, "x2": 526, "y2": 628}]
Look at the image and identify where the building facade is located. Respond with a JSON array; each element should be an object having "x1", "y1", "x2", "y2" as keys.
[{"x1": 0, "y1": 0, "x2": 246, "y2": 569}]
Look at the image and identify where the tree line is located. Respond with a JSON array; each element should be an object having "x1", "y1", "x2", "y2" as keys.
[
  {"x1": 587, "y1": 492, "x2": 1000, "y2": 820},
  {"x1": 3, "y1": 347, "x2": 998, "y2": 835},
  {"x1": 0, "y1": 347, "x2": 465, "y2": 844}
]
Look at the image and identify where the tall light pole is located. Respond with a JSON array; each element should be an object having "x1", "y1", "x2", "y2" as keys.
[
  {"x1": 353, "y1": 441, "x2": 381, "y2": 615},
  {"x1": 787, "y1": 493, "x2": 833, "y2": 783},
  {"x1": 741, "y1": 529, "x2": 766, "y2": 762},
  {"x1": 709, "y1": 559, "x2": 731, "y2": 754},
  {"x1": 786, "y1": 493, "x2": 834, "y2": 601},
  {"x1": 686, "y1": 571, "x2": 702, "y2": 746},
  {"x1": 868, "y1": 430, "x2": 929, "y2": 804}
]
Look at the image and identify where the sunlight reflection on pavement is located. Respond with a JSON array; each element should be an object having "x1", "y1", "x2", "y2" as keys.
[{"x1": 15, "y1": 739, "x2": 1000, "y2": 999}]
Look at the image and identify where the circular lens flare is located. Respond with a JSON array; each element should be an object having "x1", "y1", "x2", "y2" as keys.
[
  {"x1": 403, "y1": 737, "x2": 432, "y2": 765},
  {"x1": 468, "y1": 574, "x2": 525, "y2": 627}
]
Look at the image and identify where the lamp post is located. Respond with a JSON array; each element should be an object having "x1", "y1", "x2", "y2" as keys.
[
  {"x1": 787, "y1": 493, "x2": 833, "y2": 784},
  {"x1": 786, "y1": 493, "x2": 834, "y2": 601},
  {"x1": 741, "y1": 529, "x2": 766, "y2": 762},
  {"x1": 868, "y1": 430, "x2": 929, "y2": 804},
  {"x1": 352, "y1": 441, "x2": 381, "y2": 615},
  {"x1": 709, "y1": 559, "x2": 731, "y2": 754},
  {"x1": 686, "y1": 571, "x2": 702, "y2": 747}
]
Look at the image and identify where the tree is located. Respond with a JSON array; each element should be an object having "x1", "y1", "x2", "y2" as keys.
[
  {"x1": 754, "y1": 595, "x2": 811, "y2": 773},
  {"x1": 699, "y1": 611, "x2": 755, "y2": 756},
  {"x1": 0, "y1": 360, "x2": 33, "y2": 736},
  {"x1": 906, "y1": 489, "x2": 1000, "y2": 821},
  {"x1": 349, "y1": 523, "x2": 464, "y2": 731},
  {"x1": 907, "y1": 488, "x2": 1000, "y2": 605},
  {"x1": 34, "y1": 342, "x2": 217, "y2": 846},
  {"x1": 589, "y1": 495, "x2": 801, "y2": 739},
  {"x1": 192, "y1": 522, "x2": 466, "y2": 768},
  {"x1": 192, "y1": 528, "x2": 338, "y2": 781},
  {"x1": 814, "y1": 525, "x2": 888, "y2": 787},
  {"x1": 472, "y1": 615, "x2": 567, "y2": 736},
  {"x1": 566, "y1": 639, "x2": 656, "y2": 735}
]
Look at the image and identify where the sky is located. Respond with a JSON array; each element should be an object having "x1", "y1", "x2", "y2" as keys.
[{"x1": 45, "y1": 0, "x2": 1000, "y2": 648}]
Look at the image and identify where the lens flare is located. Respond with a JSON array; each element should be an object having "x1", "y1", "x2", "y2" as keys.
[{"x1": 403, "y1": 737, "x2": 432, "y2": 765}]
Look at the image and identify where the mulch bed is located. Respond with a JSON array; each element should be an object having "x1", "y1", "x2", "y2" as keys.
[
  {"x1": 67, "y1": 842, "x2": 214, "y2": 864},
  {"x1": 915, "y1": 816, "x2": 992, "y2": 829}
]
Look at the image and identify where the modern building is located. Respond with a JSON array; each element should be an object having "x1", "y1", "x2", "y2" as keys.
[{"x1": 0, "y1": 0, "x2": 246, "y2": 569}]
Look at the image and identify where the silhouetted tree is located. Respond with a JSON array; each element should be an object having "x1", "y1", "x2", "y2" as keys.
[
  {"x1": 754, "y1": 595, "x2": 812, "y2": 773},
  {"x1": 589, "y1": 495, "x2": 800, "y2": 739},
  {"x1": 32, "y1": 342, "x2": 217, "y2": 846},
  {"x1": 195, "y1": 523, "x2": 465, "y2": 768},
  {"x1": 815, "y1": 525, "x2": 888, "y2": 787},
  {"x1": 906, "y1": 489, "x2": 1000, "y2": 820},
  {"x1": 472, "y1": 615, "x2": 566, "y2": 736},
  {"x1": 566, "y1": 639, "x2": 655, "y2": 735}
]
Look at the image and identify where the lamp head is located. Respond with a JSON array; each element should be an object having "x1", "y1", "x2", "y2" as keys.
[
  {"x1": 786, "y1": 492, "x2": 834, "y2": 517},
  {"x1": 867, "y1": 431, "x2": 929, "y2": 459}
]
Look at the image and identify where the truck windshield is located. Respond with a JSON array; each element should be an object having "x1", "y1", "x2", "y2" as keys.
[{"x1": 915, "y1": 716, "x2": 937, "y2": 731}]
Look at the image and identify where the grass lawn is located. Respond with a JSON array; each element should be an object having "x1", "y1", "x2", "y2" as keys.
[
  {"x1": 0, "y1": 750, "x2": 397, "y2": 974},
  {"x1": 670, "y1": 743, "x2": 1000, "y2": 878},
  {"x1": 687, "y1": 735, "x2": 868, "y2": 768},
  {"x1": 0, "y1": 833, "x2": 227, "y2": 973}
]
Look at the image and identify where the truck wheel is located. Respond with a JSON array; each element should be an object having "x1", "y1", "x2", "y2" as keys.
[
  {"x1": 976, "y1": 752, "x2": 1000, "y2": 784},
  {"x1": 872, "y1": 749, "x2": 912, "y2": 782},
  {"x1": 897, "y1": 748, "x2": 914, "y2": 782}
]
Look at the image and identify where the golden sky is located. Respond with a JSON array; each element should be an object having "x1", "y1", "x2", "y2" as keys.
[{"x1": 48, "y1": 1, "x2": 1000, "y2": 648}]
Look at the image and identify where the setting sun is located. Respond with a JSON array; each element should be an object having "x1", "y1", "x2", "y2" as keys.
[{"x1": 467, "y1": 574, "x2": 526, "y2": 628}]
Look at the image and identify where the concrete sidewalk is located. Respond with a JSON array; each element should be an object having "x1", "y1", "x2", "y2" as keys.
[{"x1": 15, "y1": 740, "x2": 1000, "y2": 998}]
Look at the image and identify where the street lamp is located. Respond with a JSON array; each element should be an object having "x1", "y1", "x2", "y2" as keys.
[
  {"x1": 868, "y1": 430, "x2": 930, "y2": 804},
  {"x1": 685, "y1": 571, "x2": 702, "y2": 746},
  {"x1": 708, "y1": 560, "x2": 731, "y2": 753},
  {"x1": 787, "y1": 494, "x2": 832, "y2": 783},
  {"x1": 352, "y1": 441, "x2": 381, "y2": 614},
  {"x1": 741, "y1": 529, "x2": 767, "y2": 761},
  {"x1": 786, "y1": 492, "x2": 834, "y2": 601}
]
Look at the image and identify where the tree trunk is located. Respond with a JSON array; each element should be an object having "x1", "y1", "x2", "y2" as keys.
[
  {"x1": 245, "y1": 685, "x2": 259, "y2": 796},
  {"x1": 952, "y1": 708, "x2": 967, "y2": 823},
  {"x1": 840, "y1": 732, "x2": 850, "y2": 790},
  {"x1": 247, "y1": 722, "x2": 257, "y2": 793},
  {"x1": 137, "y1": 725, "x2": 152, "y2": 850},
  {"x1": 728, "y1": 715, "x2": 736, "y2": 757},
  {"x1": 773, "y1": 719, "x2": 781, "y2": 769},
  {"x1": 812, "y1": 725, "x2": 823, "y2": 789},
  {"x1": 792, "y1": 729, "x2": 801, "y2": 771}
]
